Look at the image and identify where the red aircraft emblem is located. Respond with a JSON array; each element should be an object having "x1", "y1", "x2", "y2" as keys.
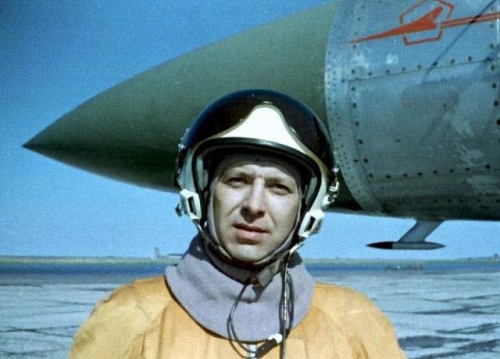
[{"x1": 351, "y1": 0, "x2": 500, "y2": 45}]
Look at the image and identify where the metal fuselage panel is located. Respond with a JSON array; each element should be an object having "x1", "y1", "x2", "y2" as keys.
[{"x1": 326, "y1": 0, "x2": 500, "y2": 220}]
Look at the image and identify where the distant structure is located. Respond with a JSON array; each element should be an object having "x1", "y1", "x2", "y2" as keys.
[
  {"x1": 153, "y1": 247, "x2": 182, "y2": 263},
  {"x1": 385, "y1": 262, "x2": 423, "y2": 271}
]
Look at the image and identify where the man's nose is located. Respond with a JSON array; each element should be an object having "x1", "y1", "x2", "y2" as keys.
[{"x1": 243, "y1": 181, "x2": 266, "y2": 215}]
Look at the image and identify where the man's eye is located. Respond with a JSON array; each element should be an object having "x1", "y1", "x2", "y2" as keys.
[
  {"x1": 227, "y1": 177, "x2": 245, "y2": 186},
  {"x1": 270, "y1": 183, "x2": 291, "y2": 194}
]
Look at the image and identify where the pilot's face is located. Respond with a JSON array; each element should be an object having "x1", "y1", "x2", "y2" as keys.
[{"x1": 212, "y1": 156, "x2": 300, "y2": 263}]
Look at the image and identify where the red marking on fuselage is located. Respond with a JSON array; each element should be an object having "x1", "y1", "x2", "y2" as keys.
[
  {"x1": 351, "y1": 8, "x2": 500, "y2": 45},
  {"x1": 352, "y1": 7, "x2": 443, "y2": 43}
]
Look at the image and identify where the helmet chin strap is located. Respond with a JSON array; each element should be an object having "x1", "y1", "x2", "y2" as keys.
[
  {"x1": 177, "y1": 184, "x2": 313, "y2": 287},
  {"x1": 177, "y1": 165, "x2": 313, "y2": 287}
]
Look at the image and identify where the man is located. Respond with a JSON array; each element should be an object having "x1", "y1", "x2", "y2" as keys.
[{"x1": 70, "y1": 89, "x2": 406, "y2": 358}]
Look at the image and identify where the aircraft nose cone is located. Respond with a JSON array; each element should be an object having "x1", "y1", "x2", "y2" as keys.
[
  {"x1": 23, "y1": 3, "x2": 335, "y2": 191},
  {"x1": 22, "y1": 87, "x2": 179, "y2": 191}
]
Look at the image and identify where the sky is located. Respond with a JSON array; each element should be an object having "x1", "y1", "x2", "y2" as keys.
[{"x1": 1, "y1": 0, "x2": 499, "y2": 260}]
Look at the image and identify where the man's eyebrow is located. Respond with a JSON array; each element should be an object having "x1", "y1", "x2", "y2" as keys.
[
  {"x1": 222, "y1": 166, "x2": 296, "y2": 182},
  {"x1": 265, "y1": 175, "x2": 298, "y2": 188},
  {"x1": 223, "y1": 168, "x2": 250, "y2": 176},
  {"x1": 267, "y1": 175, "x2": 292, "y2": 182}
]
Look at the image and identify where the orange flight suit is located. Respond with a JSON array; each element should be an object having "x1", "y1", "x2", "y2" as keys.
[{"x1": 70, "y1": 276, "x2": 406, "y2": 358}]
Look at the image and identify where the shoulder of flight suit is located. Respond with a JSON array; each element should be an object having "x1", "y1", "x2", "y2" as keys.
[
  {"x1": 312, "y1": 282, "x2": 407, "y2": 359},
  {"x1": 69, "y1": 276, "x2": 171, "y2": 359}
]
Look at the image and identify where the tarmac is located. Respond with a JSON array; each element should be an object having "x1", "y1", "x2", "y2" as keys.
[{"x1": 1, "y1": 270, "x2": 499, "y2": 358}]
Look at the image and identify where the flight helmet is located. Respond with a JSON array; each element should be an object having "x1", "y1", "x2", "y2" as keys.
[{"x1": 175, "y1": 89, "x2": 338, "y2": 260}]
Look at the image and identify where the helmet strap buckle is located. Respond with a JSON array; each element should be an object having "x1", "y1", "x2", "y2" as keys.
[{"x1": 324, "y1": 179, "x2": 340, "y2": 207}]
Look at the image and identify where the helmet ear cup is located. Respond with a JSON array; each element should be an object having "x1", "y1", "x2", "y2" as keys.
[
  {"x1": 297, "y1": 209, "x2": 325, "y2": 239},
  {"x1": 179, "y1": 189, "x2": 203, "y2": 221}
]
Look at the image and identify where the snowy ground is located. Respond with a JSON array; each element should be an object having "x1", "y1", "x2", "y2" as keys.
[
  {"x1": 1, "y1": 270, "x2": 499, "y2": 358},
  {"x1": 319, "y1": 270, "x2": 500, "y2": 359}
]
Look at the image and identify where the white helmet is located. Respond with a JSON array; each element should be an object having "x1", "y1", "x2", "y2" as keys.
[{"x1": 175, "y1": 89, "x2": 338, "y2": 263}]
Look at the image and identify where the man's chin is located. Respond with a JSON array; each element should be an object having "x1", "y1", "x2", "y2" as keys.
[{"x1": 226, "y1": 247, "x2": 270, "y2": 267}]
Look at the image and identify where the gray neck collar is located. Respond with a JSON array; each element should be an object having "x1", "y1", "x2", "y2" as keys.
[
  {"x1": 203, "y1": 240, "x2": 288, "y2": 287},
  {"x1": 165, "y1": 236, "x2": 315, "y2": 342}
]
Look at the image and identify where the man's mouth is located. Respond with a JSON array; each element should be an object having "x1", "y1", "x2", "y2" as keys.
[{"x1": 234, "y1": 223, "x2": 266, "y2": 233}]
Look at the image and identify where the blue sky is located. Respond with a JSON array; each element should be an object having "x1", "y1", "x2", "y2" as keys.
[{"x1": 1, "y1": 1, "x2": 499, "y2": 260}]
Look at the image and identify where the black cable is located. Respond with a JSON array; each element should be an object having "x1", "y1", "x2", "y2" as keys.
[
  {"x1": 227, "y1": 261, "x2": 295, "y2": 359},
  {"x1": 227, "y1": 278, "x2": 257, "y2": 357},
  {"x1": 279, "y1": 255, "x2": 295, "y2": 359}
]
